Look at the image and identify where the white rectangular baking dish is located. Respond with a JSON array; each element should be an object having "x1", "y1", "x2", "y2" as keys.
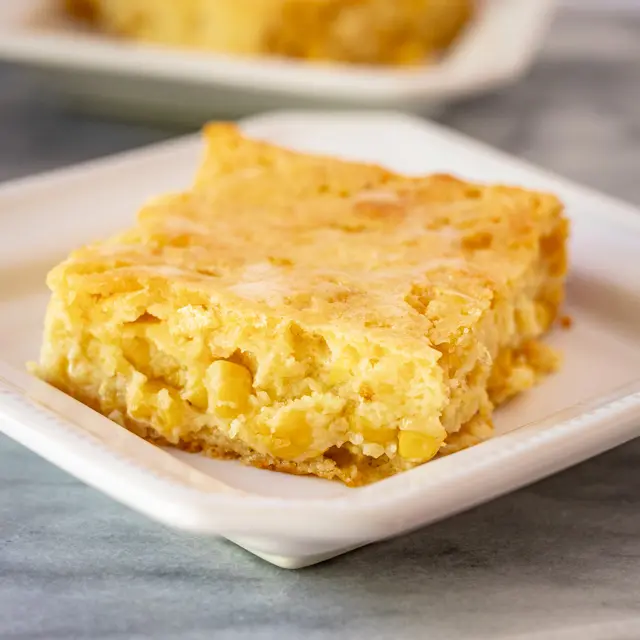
[
  {"x1": 0, "y1": 1, "x2": 556, "y2": 123},
  {"x1": 1, "y1": 111, "x2": 639, "y2": 568}
]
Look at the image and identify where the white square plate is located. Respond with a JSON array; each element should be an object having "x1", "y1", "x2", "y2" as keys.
[
  {"x1": 0, "y1": 1, "x2": 556, "y2": 123},
  {"x1": 1, "y1": 111, "x2": 640, "y2": 569}
]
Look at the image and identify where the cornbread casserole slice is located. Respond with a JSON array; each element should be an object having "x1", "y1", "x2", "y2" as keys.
[
  {"x1": 35, "y1": 124, "x2": 568, "y2": 486},
  {"x1": 64, "y1": 0, "x2": 473, "y2": 65}
]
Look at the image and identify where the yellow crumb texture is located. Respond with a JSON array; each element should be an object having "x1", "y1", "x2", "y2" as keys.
[
  {"x1": 64, "y1": 0, "x2": 474, "y2": 65},
  {"x1": 36, "y1": 123, "x2": 568, "y2": 485}
]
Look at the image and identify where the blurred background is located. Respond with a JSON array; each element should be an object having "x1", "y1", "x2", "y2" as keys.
[
  {"x1": 0, "y1": 0, "x2": 638, "y2": 204},
  {"x1": 0, "y1": 1, "x2": 637, "y2": 198}
]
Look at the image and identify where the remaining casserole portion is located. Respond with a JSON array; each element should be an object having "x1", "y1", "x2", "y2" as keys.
[
  {"x1": 35, "y1": 124, "x2": 568, "y2": 486},
  {"x1": 64, "y1": 0, "x2": 474, "y2": 65}
]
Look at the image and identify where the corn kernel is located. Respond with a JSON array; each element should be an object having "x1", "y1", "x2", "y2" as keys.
[
  {"x1": 183, "y1": 381, "x2": 208, "y2": 412},
  {"x1": 266, "y1": 409, "x2": 313, "y2": 460},
  {"x1": 127, "y1": 378, "x2": 184, "y2": 432},
  {"x1": 360, "y1": 423, "x2": 396, "y2": 446},
  {"x1": 398, "y1": 430, "x2": 443, "y2": 462},
  {"x1": 206, "y1": 360, "x2": 253, "y2": 419}
]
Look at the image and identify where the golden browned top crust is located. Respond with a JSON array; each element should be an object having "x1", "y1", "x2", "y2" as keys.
[{"x1": 51, "y1": 124, "x2": 566, "y2": 358}]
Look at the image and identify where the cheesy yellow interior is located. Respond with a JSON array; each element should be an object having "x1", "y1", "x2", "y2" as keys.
[{"x1": 41, "y1": 284, "x2": 452, "y2": 465}]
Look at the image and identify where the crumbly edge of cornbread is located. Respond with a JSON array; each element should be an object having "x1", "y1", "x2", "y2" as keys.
[
  {"x1": 34, "y1": 338, "x2": 558, "y2": 486},
  {"x1": 35, "y1": 281, "x2": 450, "y2": 476},
  {"x1": 34, "y1": 291, "x2": 563, "y2": 486},
  {"x1": 62, "y1": 0, "x2": 474, "y2": 65}
]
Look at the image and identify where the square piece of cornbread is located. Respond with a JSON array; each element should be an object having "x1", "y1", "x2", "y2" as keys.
[{"x1": 35, "y1": 124, "x2": 568, "y2": 485}]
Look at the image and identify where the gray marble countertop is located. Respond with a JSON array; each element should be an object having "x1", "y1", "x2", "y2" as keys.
[{"x1": 2, "y1": 10, "x2": 640, "y2": 640}]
